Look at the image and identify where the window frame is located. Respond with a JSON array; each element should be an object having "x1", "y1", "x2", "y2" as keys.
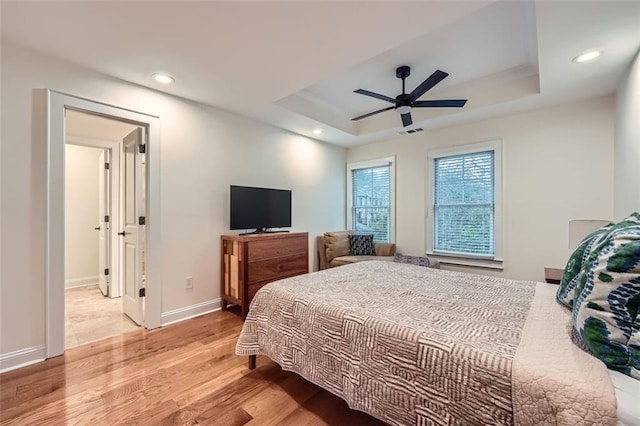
[
  {"x1": 426, "y1": 140, "x2": 503, "y2": 269},
  {"x1": 346, "y1": 156, "x2": 396, "y2": 243}
]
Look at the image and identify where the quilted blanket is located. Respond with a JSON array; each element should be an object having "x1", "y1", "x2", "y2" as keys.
[
  {"x1": 512, "y1": 282, "x2": 617, "y2": 425},
  {"x1": 236, "y1": 261, "x2": 617, "y2": 425}
]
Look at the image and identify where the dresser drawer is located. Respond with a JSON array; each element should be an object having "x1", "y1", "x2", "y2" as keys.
[
  {"x1": 247, "y1": 254, "x2": 308, "y2": 283},
  {"x1": 247, "y1": 271, "x2": 309, "y2": 301},
  {"x1": 248, "y1": 236, "x2": 307, "y2": 260}
]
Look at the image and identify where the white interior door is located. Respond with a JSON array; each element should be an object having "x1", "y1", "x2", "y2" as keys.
[
  {"x1": 97, "y1": 149, "x2": 111, "y2": 296},
  {"x1": 122, "y1": 128, "x2": 145, "y2": 325}
]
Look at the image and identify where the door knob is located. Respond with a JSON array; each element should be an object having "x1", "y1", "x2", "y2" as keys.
[
  {"x1": 118, "y1": 231, "x2": 128, "y2": 236},
  {"x1": 94, "y1": 226, "x2": 101, "y2": 231}
]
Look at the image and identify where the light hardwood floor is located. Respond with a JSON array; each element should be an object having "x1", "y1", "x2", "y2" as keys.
[
  {"x1": 0, "y1": 310, "x2": 384, "y2": 425},
  {"x1": 65, "y1": 285, "x2": 139, "y2": 349}
]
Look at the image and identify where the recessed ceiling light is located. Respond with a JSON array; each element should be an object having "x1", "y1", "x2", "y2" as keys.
[
  {"x1": 152, "y1": 73, "x2": 175, "y2": 84},
  {"x1": 312, "y1": 128, "x2": 322, "y2": 135},
  {"x1": 572, "y1": 50, "x2": 602, "y2": 64}
]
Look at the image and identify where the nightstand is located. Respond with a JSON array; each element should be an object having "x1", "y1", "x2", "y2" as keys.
[{"x1": 544, "y1": 267, "x2": 563, "y2": 284}]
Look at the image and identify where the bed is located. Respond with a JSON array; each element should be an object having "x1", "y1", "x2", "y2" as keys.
[{"x1": 236, "y1": 260, "x2": 627, "y2": 425}]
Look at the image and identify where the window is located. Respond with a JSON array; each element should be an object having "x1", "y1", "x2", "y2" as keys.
[
  {"x1": 427, "y1": 141, "x2": 502, "y2": 268},
  {"x1": 347, "y1": 157, "x2": 395, "y2": 243}
]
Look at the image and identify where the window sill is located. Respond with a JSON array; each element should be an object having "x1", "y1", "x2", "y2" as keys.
[{"x1": 426, "y1": 253, "x2": 504, "y2": 270}]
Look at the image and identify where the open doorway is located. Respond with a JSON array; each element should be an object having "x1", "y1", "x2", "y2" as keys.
[
  {"x1": 64, "y1": 110, "x2": 144, "y2": 349},
  {"x1": 46, "y1": 90, "x2": 161, "y2": 359}
]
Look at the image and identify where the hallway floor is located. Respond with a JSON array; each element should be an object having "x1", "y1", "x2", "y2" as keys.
[{"x1": 65, "y1": 285, "x2": 139, "y2": 349}]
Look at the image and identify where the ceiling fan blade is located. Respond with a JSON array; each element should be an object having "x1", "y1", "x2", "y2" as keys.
[
  {"x1": 354, "y1": 89, "x2": 396, "y2": 104},
  {"x1": 352, "y1": 106, "x2": 395, "y2": 121},
  {"x1": 412, "y1": 99, "x2": 467, "y2": 108},
  {"x1": 401, "y1": 112, "x2": 413, "y2": 127},
  {"x1": 410, "y1": 70, "x2": 449, "y2": 100}
]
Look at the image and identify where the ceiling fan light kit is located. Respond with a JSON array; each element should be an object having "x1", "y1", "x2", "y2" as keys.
[{"x1": 352, "y1": 65, "x2": 468, "y2": 127}]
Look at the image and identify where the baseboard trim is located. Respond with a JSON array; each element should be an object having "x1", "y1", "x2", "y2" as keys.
[
  {"x1": 160, "y1": 298, "x2": 221, "y2": 327},
  {"x1": 0, "y1": 345, "x2": 46, "y2": 373},
  {"x1": 65, "y1": 276, "x2": 99, "y2": 289}
]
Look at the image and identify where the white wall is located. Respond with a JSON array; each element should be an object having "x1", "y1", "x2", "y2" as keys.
[
  {"x1": 0, "y1": 40, "x2": 346, "y2": 356},
  {"x1": 614, "y1": 50, "x2": 640, "y2": 220},
  {"x1": 347, "y1": 97, "x2": 615, "y2": 282},
  {"x1": 64, "y1": 145, "x2": 100, "y2": 287}
]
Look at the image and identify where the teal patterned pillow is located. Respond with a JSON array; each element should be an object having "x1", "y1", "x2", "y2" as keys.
[
  {"x1": 557, "y1": 224, "x2": 612, "y2": 309},
  {"x1": 572, "y1": 213, "x2": 640, "y2": 379},
  {"x1": 572, "y1": 214, "x2": 640, "y2": 304}
]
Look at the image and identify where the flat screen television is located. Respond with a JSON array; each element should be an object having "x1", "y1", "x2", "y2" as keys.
[{"x1": 230, "y1": 185, "x2": 292, "y2": 234}]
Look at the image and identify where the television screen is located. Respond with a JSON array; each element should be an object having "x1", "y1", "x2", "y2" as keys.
[{"x1": 230, "y1": 185, "x2": 292, "y2": 232}]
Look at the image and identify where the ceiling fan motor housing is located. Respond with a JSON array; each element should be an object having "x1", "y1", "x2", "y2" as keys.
[{"x1": 395, "y1": 93, "x2": 413, "y2": 108}]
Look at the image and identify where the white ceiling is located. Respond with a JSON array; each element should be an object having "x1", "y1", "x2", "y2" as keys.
[{"x1": 2, "y1": 1, "x2": 639, "y2": 147}]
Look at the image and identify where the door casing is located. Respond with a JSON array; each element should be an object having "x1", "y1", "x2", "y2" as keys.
[{"x1": 46, "y1": 90, "x2": 161, "y2": 358}]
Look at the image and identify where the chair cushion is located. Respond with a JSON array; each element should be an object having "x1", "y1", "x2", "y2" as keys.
[
  {"x1": 572, "y1": 212, "x2": 640, "y2": 379},
  {"x1": 349, "y1": 234, "x2": 375, "y2": 256},
  {"x1": 394, "y1": 254, "x2": 431, "y2": 267},
  {"x1": 330, "y1": 255, "x2": 394, "y2": 267},
  {"x1": 324, "y1": 231, "x2": 352, "y2": 263}
]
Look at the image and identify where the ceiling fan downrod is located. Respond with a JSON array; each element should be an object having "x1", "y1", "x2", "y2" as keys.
[{"x1": 396, "y1": 65, "x2": 411, "y2": 95}]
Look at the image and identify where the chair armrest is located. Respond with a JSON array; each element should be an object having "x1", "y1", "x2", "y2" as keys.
[
  {"x1": 374, "y1": 243, "x2": 396, "y2": 256},
  {"x1": 317, "y1": 236, "x2": 329, "y2": 270}
]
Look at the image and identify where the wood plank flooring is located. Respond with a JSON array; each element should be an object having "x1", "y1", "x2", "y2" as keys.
[{"x1": 0, "y1": 310, "x2": 384, "y2": 425}]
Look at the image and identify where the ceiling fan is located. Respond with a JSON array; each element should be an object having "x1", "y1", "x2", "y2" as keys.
[{"x1": 352, "y1": 65, "x2": 467, "y2": 127}]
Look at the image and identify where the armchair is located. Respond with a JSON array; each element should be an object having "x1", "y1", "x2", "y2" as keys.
[{"x1": 317, "y1": 231, "x2": 396, "y2": 270}]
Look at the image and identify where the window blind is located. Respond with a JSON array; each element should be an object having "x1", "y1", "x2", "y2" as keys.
[
  {"x1": 351, "y1": 164, "x2": 391, "y2": 242},
  {"x1": 433, "y1": 150, "x2": 494, "y2": 256}
]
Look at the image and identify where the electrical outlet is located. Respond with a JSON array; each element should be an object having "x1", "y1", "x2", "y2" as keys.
[{"x1": 185, "y1": 276, "x2": 193, "y2": 289}]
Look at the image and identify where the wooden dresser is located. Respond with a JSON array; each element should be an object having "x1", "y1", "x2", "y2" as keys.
[{"x1": 220, "y1": 232, "x2": 308, "y2": 319}]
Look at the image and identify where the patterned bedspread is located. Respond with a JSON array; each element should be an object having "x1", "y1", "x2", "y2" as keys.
[{"x1": 236, "y1": 261, "x2": 537, "y2": 425}]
